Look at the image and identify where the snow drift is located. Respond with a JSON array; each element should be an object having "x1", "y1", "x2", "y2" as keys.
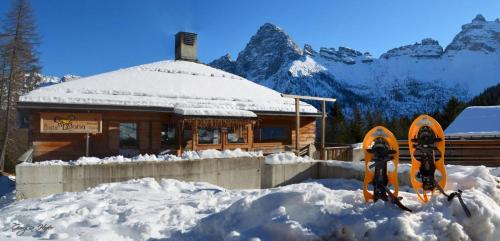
[{"x1": 0, "y1": 163, "x2": 498, "y2": 241}]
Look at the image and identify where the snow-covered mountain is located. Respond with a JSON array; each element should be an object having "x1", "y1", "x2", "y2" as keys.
[
  {"x1": 210, "y1": 15, "x2": 500, "y2": 116},
  {"x1": 37, "y1": 74, "x2": 80, "y2": 87}
]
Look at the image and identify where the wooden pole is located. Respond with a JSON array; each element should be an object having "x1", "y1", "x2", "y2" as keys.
[
  {"x1": 295, "y1": 98, "x2": 300, "y2": 156},
  {"x1": 321, "y1": 100, "x2": 326, "y2": 160},
  {"x1": 281, "y1": 93, "x2": 337, "y2": 157},
  {"x1": 85, "y1": 133, "x2": 90, "y2": 157}
]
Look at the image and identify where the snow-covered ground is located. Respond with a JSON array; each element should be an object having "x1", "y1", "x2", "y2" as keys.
[
  {"x1": 20, "y1": 148, "x2": 263, "y2": 166},
  {"x1": 1, "y1": 162, "x2": 498, "y2": 241}
]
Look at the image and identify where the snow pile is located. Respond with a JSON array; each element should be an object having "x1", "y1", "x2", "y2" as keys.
[
  {"x1": 171, "y1": 164, "x2": 500, "y2": 241},
  {"x1": 264, "y1": 152, "x2": 314, "y2": 164},
  {"x1": 0, "y1": 178, "x2": 264, "y2": 240},
  {"x1": 20, "y1": 149, "x2": 263, "y2": 166},
  {"x1": 175, "y1": 182, "x2": 499, "y2": 241},
  {"x1": 0, "y1": 164, "x2": 498, "y2": 241},
  {"x1": 181, "y1": 149, "x2": 263, "y2": 160}
]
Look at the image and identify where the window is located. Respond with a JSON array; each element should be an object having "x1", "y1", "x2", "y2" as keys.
[
  {"x1": 119, "y1": 123, "x2": 138, "y2": 148},
  {"x1": 183, "y1": 128, "x2": 192, "y2": 142},
  {"x1": 254, "y1": 126, "x2": 288, "y2": 142},
  {"x1": 198, "y1": 128, "x2": 220, "y2": 144},
  {"x1": 228, "y1": 126, "x2": 247, "y2": 144},
  {"x1": 161, "y1": 124, "x2": 176, "y2": 146}
]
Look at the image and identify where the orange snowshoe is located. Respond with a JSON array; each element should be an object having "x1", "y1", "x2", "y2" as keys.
[
  {"x1": 363, "y1": 126, "x2": 411, "y2": 212},
  {"x1": 408, "y1": 115, "x2": 471, "y2": 217},
  {"x1": 408, "y1": 115, "x2": 446, "y2": 203}
]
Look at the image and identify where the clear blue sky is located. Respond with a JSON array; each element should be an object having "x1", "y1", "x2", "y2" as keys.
[{"x1": 1, "y1": 0, "x2": 499, "y2": 77}]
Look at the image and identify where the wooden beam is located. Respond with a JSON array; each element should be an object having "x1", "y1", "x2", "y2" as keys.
[
  {"x1": 321, "y1": 100, "x2": 326, "y2": 160},
  {"x1": 85, "y1": 133, "x2": 90, "y2": 157},
  {"x1": 281, "y1": 94, "x2": 337, "y2": 102},
  {"x1": 295, "y1": 98, "x2": 300, "y2": 155}
]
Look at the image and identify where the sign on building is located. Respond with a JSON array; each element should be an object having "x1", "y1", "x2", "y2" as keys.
[{"x1": 40, "y1": 113, "x2": 102, "y2": 133}]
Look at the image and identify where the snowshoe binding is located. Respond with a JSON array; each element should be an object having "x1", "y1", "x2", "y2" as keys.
[
  {"x1": 363, "y1": 126, "x2": 411, "y2": 212},
  {"x1": 409, "y1": 115, "x2": 471, "y2": 217}
]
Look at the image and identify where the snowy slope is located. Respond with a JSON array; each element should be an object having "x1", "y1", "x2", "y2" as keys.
[
  {"x1": 210, "y1": 15, "x2": 500, "y2": 116},
  {"x1": 0, "y1": 163, "x2": 498, "y2": 241}
]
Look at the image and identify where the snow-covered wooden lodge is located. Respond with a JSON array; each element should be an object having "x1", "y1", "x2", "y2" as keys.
[
  {"x1": 17, "y1": 32, "x2": 321, "y2": 161},
  {"x1": 441, "y1": 106, "x2": 500, "y2": 166}
]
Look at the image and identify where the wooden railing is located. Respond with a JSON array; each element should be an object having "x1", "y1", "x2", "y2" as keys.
[
  {"x1": 314, "y1": 145, "x2": 353, "y2": 161},
  {"x1": 398, "y1": 139, "x2": 500, "y2": 167}
]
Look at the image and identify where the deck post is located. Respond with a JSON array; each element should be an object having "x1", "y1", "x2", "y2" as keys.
[
  {"x1": 85, "y1": 133, "x2": 90, "y2": 157},
  {"x1": 321, "y1": 100, "x2": 326, "y2": 160},
  {"x1": 281, "y1": 93, "x2": 337, "y2": 158},
  {"x1": 295, "y1": 98, "x2": 300, "y2": 155}
]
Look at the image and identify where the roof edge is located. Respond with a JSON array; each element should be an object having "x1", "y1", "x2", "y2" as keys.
[{"x1": 17, "y1": 102, "x2": 323, "y2": 117}]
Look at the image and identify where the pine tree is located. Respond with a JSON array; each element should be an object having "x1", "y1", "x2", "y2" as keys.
[
  {"x1": 0, "y1": 0, "x2": 40, "y2": 172},
  {"x1": 349, "y1": 105, "x2": 364, "y2": 143},
  {"x1": 439, "y1": 96, "x2": 466, "y2": 129},
  {"x1": 326, "y1": 102, "x2": 345, "y2": 144},
  {"x1": 469, "y1": 83, "x2": 500, "y2": 106}
]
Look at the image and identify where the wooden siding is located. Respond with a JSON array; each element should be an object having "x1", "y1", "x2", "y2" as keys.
[
  {"x1": 30, "y1": 110, "x2": 318, "y2": 161},
  {"x1": 253, "y1": 116, "x2": 316, "y2": 154},
  {"x1": 138, "y1": 121, "x2": 150, "y2": 151}
]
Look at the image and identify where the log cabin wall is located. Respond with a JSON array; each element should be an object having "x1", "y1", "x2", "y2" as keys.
[
  {"x1": 253, "y1": 116, "x2": 316, "y2": 154},
  {"x1": 30, "y1": 110, "x2": 318, "y2": 161}
]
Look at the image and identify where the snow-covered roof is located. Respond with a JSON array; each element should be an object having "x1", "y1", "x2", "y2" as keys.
[
  {"x1": 19, "y1": 60, "x2": 318, "y2": 117},
  {"x1": 173, "y1": 107, "x2": 257, "y2": 118},
  {"x1": 445, "y1": 106, "x2": 500, "y2": 137}
]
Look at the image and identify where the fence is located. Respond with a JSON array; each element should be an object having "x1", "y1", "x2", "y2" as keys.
[
  {"x1": 314, "y1": 145, "x2": 353, "y2": 161},
  {"x1": 398, "y1": 139, "x2": 500, "y2": 167}
]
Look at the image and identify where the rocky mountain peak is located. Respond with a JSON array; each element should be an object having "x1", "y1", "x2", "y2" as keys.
[
  {"x1": 207, "y1": 15, "x2": 499, "y2": 117},
  {"x1": 304, "y1": 44, "x2": 316, "y2": 56},
  {"x1": 318, "y1": 46, "x2": 372, "y2": 64},
  {"x1": 258, "y1": 22, "x2": 282, "y2": 33},
  {"x1": 446, "y1": 15, "x2": 500, "y2": 53},
  {"x1": 381, "y1": 38, "x2": 443, "y2": 59},
  {"x1": 472, "y1": 14, "x2": 486, "y2": 23},
  {"x1": 234, "y1": 22, "x2": 303, "y2": 80},
  {"x1": 208, "y1": 54, "x2": 236, "y2": 74}
]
